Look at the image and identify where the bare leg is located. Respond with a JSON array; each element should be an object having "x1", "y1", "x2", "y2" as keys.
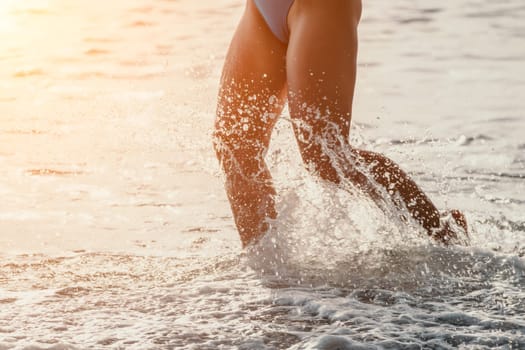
[
  {"x1": 213, "y1": 0, "x2": 287, "y2": 247},
  {"x1": 286, "y1": 0, "x2": 464, "y2": 243}
]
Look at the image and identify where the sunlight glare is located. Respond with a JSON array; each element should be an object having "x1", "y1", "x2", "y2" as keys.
[{"x1": 0, "y1": 0, "x2": 17, "y2": 32}]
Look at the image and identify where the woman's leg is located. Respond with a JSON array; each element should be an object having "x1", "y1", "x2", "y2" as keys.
[
  {"x1": 286, "y1": 0, "x2": 463, "y2": 243},
  {"x1": 214, "y1": 0, "x2": 288, "y2": 247}
]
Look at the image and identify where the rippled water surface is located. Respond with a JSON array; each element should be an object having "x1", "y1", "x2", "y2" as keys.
[{"x1": 0, "y1": 0, "x2": 524, "y2": 349}]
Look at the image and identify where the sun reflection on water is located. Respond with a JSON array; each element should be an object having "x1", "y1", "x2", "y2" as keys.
[{"x1": 0, "y1": 0, "x2": 16, "y2": 32}]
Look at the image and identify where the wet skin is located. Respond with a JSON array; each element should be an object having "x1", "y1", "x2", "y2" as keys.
[{"x1": 214, "y1": 0, "x2": 467, "y2": 247}]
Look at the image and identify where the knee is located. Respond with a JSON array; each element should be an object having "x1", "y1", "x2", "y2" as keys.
[
  {"x1": 213, "y1": 120, "x2": 267, "y2": 176},
  {"x1": 296, "y1": 140, "x2": 343, "y2": 183},
  {"x1": 213, "y1": 113, "x2": 243, "y2": 160}
]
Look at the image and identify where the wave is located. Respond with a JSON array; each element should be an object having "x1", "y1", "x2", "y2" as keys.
[{"x1": 248, "y1": 238, "x2": 524, "y2": 292}]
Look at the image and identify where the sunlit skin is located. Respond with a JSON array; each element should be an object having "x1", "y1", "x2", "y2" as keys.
[{"x1": 214, "y1": 0, "x2": 468, "y2": 248}]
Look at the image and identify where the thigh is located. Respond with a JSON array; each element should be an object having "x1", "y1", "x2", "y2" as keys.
[
  {"x1": 286, "y1": 0, "x2": 361, "y2": 144},
  {"x1": 215, "y1": 0, "x2": 288, "y2": 159}
]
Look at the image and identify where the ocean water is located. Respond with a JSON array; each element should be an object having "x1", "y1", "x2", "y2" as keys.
[{"x1": 0, "y1": 0, "x2": 524, "y2": 349}]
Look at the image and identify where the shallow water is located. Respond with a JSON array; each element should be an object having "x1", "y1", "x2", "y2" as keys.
[{"x1": 0, "y1": 0, "x2": 524, "y2": 349}]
